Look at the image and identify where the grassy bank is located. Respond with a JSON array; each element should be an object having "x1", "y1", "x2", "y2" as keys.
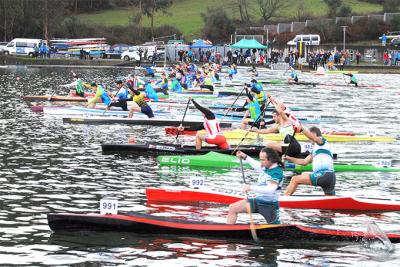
[{"x1": 79, "y1": 0, "x2": 383, "y2": 39}]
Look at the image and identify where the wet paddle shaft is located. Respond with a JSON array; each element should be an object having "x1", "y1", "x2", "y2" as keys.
[{"x1": 176, "y1": 97, "x2": 191, "y2": 140}]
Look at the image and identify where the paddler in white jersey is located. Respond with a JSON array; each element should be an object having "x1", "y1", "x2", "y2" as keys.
[
  {"x1": 283, "y1": 126, "x2": 336, "y2": 196},
  {"x1": 178, "y1": 97, "x2": 230, "y2": 150}
]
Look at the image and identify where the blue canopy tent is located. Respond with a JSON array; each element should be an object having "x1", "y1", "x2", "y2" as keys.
[
  {"x1": 190, "y1": 39, "x2": 213, "y2": 62},
  {"x1": 190, "y1": 39, "x2": 213, "y2": 49}
]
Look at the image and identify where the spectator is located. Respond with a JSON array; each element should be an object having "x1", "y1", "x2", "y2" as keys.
[{"x1": 355, "y1": 50, "x2": 361, "y2": 65}]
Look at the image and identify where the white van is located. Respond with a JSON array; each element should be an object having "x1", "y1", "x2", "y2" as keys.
[
  {"x1": 121, "y1": 47, "x2": 141, "y2": 61},
  {"x1": 287, "y1": 34, "x2": 320, "y2": 46},
  {"x1": 3, "y1": 38, "x2": 43, "y2": 56}
]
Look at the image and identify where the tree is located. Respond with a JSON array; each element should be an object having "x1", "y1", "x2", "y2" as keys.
[
  {"x1": 231, "y1": 0, "x2": 251, "y2": 23},
  {"x1": 201, "y1": 7, "x2": 235, "y2": 43},
  {"x1": 254, "y1": 0, "x2": 288, "y2": 24},
  {"x1": 323, "y1": 0, "x2": 342, "y2": 17},
  {"x1": 142, "y1": 0, "x2": 173, "y2": 38},
  {"x1": 336, "y1": 4, "x2": 352, "y2": 17},
  {"x1": 383, "y1": 0, "x2": 400, "y2": 12}
]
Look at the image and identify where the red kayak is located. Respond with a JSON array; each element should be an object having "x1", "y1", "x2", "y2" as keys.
[
  {"x1": 146, "y1": 187, "x2": 400, "y2": 212},
  {"x1": 47, "y1": 212, "x2": 400, "y2": 242}
]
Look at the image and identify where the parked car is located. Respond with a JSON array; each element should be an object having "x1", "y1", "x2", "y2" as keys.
[
  {"x1": 390, "y1": 38, "x2": 400, "y2": 47},
  {"x1": 103, "y1": 44, "x2": 130, "y2": 59},
  {"x1": 147, "y1": 51, "x2": 165, "y2": 62},
  {"x1": 121, "y1": 47, "x2": 141, "y2": 61},
  {"x1": 0, "y1": 42, "x2": 8, "y2": 54}
]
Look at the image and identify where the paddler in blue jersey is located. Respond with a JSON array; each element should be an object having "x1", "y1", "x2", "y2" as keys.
[
  {"x1": 248, "y1": 79, "x2": 267, "y2": 109},
  {"x1": 143, "y1": 80, "x2": 159, "y2": 102},
  {"x1": 283, "y1": 126, "x2": 336, "y2": 196},
  {"x1": 240, "y1": 87, "x2": 264, "y2": 130},
  {"x1": 143, "y1": 66, "x2": 155, "y2": 78},
  {"x1": 107, "y1": 79, "x2": 130, "y2": 111},
  {"x1": 85, "y1": 82, "x2": 112, "y2": 108},
  {"x1": 227, "y1": 147, "x2": 285, "y2": 224},
  {"x1": 61, "y1": 73, "x2": 90, "y2": 97},
  {"x1": 344, "y1": 73, "x2": 358, "y2": 87},
  {"x1": 289, "y1": 67, "x2": 299, "y2": 83}
]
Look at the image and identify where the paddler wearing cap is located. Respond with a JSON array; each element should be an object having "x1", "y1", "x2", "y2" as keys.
[
  {"x1": 248, "y1": 79, "x2": 266, "y2": 108},
  {"x1": 107, "y1": 79, "x2": 130, "y2": 111},
  {"x1": 85, "y1": 82, "x2": 112, "y2": 108},
  {"x1": 61, "y1": 72, "x2": 90, "y2": 97}
]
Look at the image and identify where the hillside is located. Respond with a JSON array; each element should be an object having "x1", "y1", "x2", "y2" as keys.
[{"x1": 79, "y1": 0, "x2": 383, "y2": 39}]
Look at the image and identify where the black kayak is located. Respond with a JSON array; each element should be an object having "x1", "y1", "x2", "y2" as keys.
[
  {"x1": 63, "y1": 117, "x2": 232, "y2": 127},
  {"x1": 101, "y1": 142, "x2": 263, "y2": 156},
  {"x1": 47, "y1": 212, "x2": 400, "y2": 243}
]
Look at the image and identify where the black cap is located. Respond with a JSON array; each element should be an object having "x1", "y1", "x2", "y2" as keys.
[
  {"x1": 251, "y1": 79, "x2": 257, "y2": 83},
  {"x1": 115, "y1": 79, "x2": 123, "y2": 84},
  {"x1": 90, "y1": 82, "x2": 97, "y2": 87}
]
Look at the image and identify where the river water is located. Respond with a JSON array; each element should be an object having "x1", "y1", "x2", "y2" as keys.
[{"x1": 0, "y1": 66, "x2": 399, "y2": 266}]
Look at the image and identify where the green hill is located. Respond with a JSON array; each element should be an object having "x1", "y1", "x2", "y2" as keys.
[{"x1": 79, "y1": 0, "x2": 383, "y2": 39}]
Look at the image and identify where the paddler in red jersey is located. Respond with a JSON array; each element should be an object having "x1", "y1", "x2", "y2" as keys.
[{"x1": 178, "y1": 97, "x2": 230, "y2": 150}]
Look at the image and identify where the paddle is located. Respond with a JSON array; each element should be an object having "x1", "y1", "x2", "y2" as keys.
[
  {"x1": 283, "y1": 130, "x2": 297, "y2": 157},
  {"x1": 176, "y1": 97, "x2": 191, "y2": 141},
  {"x1": 48, "y1": 86, "x2": 60, "y2": 101},
  {"x1": 220, "y1": 86, "x2": 246, "y2": 123},
  {"x1": 231, "y1": 100, "x2": 271, "y2": 155},
  {"x1": 342, "y1": 74, "x2": 349, "y2": 86},
  {"x1": 240, "y1": 158, "x2": 259, "y2": 242}
]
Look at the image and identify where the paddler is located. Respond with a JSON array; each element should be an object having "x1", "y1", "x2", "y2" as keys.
[
  {"x1": 283, "y1": 126, "x2": 336, "y2": 196},
  {"x1": 107, "y1": 79, "x2": 130, "y2": 111},
  {"x1": 155, "y1": 72, "x2": 169, "y2": 95},
  {"x1": 249, "y1": 97, "x2": 301, "y2": 157},
  {"x1": 227, "y1": 148, "x2": 284, "y2": 224},
  {"x1": 240, "y1": 86, "x2": 264, "y2": 130},
  {"x1": 85, "y1": 82, "x2": 112, "y2": 108},
  {"x1": 344, "y1": 73, "x2": 358, "y2": 87},
  {"x1": 61, "y1": 73, "x2": 90, "y2": 97},
  {"x1": 178, "y1": 97, "x2": 230, "y2": 150},
  {"x1": 127, "y1": 87, "x2": 154, "y2": 118},
  {"x1": 289, "y1": 67, "x2": 299, "y2": 83},
  {"x1": 169, "y1": 73, "x2": 183, "y2": 93},
  {"x1": 247, "y1": 79, "x2": 267, "y2": 109}
]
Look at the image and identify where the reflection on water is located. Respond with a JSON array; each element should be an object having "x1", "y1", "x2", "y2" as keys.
[{"x1": 0, "y1": 66, "x2": 399, "y2": 266}]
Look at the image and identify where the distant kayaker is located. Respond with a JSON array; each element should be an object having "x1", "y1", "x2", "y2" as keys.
[
  {"x1": 227, "y1": 148, "x2": 284, "y2": 224},
  {"x1": 107, "y1": 79, "x2": 130, "y2": 111},
  {"x1": 344, "y1": 73, "x2": 358, "y2": 87},
  {"x1": 178, "y1": 98, "x2": 230, "y2": 150},
  {"x1": 283, "y1": 125, "x2": 336, "y2": 196},
  {"x1": 61, "y1": 73, "x2": 90, "y2": 97},
  {"x1": 289, "y1": 67, "x2": 299, "y2": 83},
  {"x1": 155, "y1": 72, "x2": 169, "y2": 95},
  {"x1": 128, "y1": 88, "x2": 154, "y2": 118},
  {"x1": 249, "y1": 97, "x2": 301, "y2": 157},
  {"x1": 85, "y1": 82, "x2": 112, "y2": 108}
]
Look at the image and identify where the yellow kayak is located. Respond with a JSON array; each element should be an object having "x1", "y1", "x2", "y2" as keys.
[{"x1": 222, "y1": 129, "x2": 397, "y2": 142}]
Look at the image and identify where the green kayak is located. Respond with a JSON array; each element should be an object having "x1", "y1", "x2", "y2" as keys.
[{"x1": 157, "y1": 152, "x2": 400, "y2": 172}]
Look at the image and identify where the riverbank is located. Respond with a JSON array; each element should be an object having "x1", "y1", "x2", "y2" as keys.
[{"x1": 1, "y1": 55, "x2": 400, "y2": 73}]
